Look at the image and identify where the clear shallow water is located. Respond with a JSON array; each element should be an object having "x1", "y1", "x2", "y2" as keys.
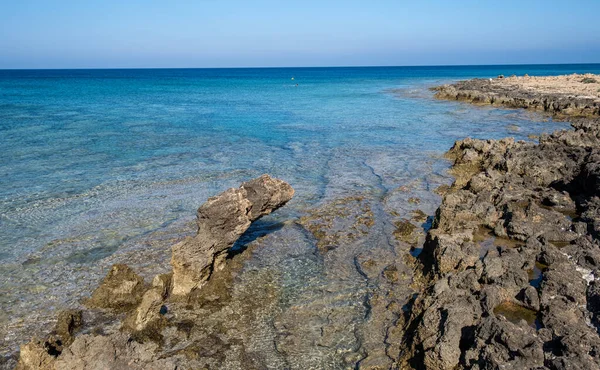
[{"x1": 1, "y1": 64, "x2": 599, "y2": 358}]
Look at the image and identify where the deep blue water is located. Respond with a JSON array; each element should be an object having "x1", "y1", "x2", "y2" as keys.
[{"x1": 1, "y1": 64, "x2": 599, "y2": 354}]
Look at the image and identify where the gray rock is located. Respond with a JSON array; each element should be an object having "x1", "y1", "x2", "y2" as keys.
[
  {"x1": 518, "y1": 286, "x2": 540, "y2": 311},
  {"x1": 394, "y1": 79, "x2": 600, "y2": 368}
]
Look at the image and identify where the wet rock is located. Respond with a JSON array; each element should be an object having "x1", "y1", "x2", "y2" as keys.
[
  {"x1": 299, "y1": 196, "x2": 374, "y2": 253},
  {"x1": 411, "y1": 209, "x2": 428, "y2": 223},
  {"x1": 86, "y1": 264, "x2": 146, "y2": 311},
  {"x1": 171, "y1": 174, "x2": 294, "y2": 296},
  {"x1": 393, "y1": 219, "x2": 418, "y2": 244},
  {"x1": 382, "y1": 264, "x2": 400, "y2": 283}
]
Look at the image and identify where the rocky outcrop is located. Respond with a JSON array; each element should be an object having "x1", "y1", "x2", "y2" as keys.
[
  {"x1": 433, "y1": 75, "x2": 600, "y2": 118},
  {"x1": 171, "y1": 174, "x2": 294, "y2": 295},
  {"x1": 122, "y1": 273, "x2": 171, "y2": 333},
  {"x1": 15, "y1": 174, "x2": 294, "y2": 369},
  {"x1": 53, "y1": 333, "x2": 182, "y2": 370},
  {"x1": 393, "y1": 78, "x2": 600, "y2": 369},
  {"x1": 85, "y1": 264, "x2": 146, "y2": 311},
  {"x1": 16, "y1": 310, "x2": 83, "y2": 370}
]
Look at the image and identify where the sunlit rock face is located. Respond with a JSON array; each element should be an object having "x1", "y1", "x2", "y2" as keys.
[{"x1": 171, "y1": 174, "x2": 294, "y2": 296}]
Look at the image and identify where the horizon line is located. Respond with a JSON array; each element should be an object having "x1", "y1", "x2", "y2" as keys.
[{"x1": 1, "y1": 62, "x2": 600, "y2": 71}]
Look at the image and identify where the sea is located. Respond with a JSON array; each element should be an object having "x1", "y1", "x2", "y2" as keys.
[{"x1": 1, "y1": 64, "x2": 599, "y2": 362}]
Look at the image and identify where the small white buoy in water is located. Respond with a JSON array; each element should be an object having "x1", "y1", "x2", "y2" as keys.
[{"x1": 291, "y1": 77, "x2": 295, "y2": 81}]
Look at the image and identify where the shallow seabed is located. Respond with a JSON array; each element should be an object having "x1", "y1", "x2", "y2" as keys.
[{"x1": 1, "y1": 65, "x2": 598, "y2": 364}]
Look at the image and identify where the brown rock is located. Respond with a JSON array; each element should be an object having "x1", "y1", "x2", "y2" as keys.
[
  {"x1": 54, "y1": 332, "x2": 179, "y2": 370},
  {"x1": 123, "y1": 288, "x2": 165, "y2": 332},
  {"x1": 171, "y1": 174, "x2": 294, "y2": 296},
  {"x1": 152, "y1": 273, "x2": 172, "y2": 299},
  {"x1": 86, "y1": 264, "x2": 146, "y2": 311},
  {"x1": 54, "y1": 309, "x2": 83, "y2": 346},
  {"x1": 15, "y1": 339, "x2": 55, "y2": 370}
]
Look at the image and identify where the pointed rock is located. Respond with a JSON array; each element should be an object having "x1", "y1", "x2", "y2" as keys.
[{"x1": 171, "y1": 174, "x2": 293, "y2": 296}]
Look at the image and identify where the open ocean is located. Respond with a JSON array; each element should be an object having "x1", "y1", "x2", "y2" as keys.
[{"x1": 1, "y1": 64, "x2": 600, "y2": 359}]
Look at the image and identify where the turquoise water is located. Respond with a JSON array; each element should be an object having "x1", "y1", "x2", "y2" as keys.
[{"x1": 1, "y1": 64, "x2": 599, "y2": 357}]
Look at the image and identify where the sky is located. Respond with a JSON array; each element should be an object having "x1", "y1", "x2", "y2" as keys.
[{"x1": 0, "y1": 0, "x2": 599, "y2": 69}]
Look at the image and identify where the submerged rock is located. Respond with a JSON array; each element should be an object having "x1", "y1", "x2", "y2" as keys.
[{"x1": 298, "y1": 196, "x2": 374, "y2": 253}]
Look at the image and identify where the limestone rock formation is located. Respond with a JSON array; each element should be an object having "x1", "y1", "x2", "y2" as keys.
[
  {"x1": 121, "y1": 273, "x2": 173, "y2": 334},
  {"x1": 433, "y1": 74, "x2": 600, "y2": 117},
  {"x1": 85, "y1": 264, "x2": 146, "y2": 311},
  {"x1": 15, "y1": 175, "x2": 294, "y2": 369},
  {"x1": 53, "y1": 333, "x2": 181, "y2": 370},
  {"x1": 15, "y1": 310, "x2": 83, "y2": 370},
  {"x1": 396, "y1": 120, "x2": 600, "y2": 368},
  {"x1": 15, "y1": 340, "x2": 55, "y2": 370},
  {"x1": 171, "y1": 174, "x2": 294, "y2": 295},
  {"x1": 14, "y1": 74, "x2": 600, "y2": 369},
  {"x1": 54, "y1": 310, "x2": 83, "y2": 347},
  {"x1": 393, "y1": 76, "x2": 600, "y2": 369}
]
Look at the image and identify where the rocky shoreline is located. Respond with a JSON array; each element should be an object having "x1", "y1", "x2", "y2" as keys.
[
  {"x1": 394, "y1": 74, "x2": 600, "y2": 369},
  {"x1": 433, "y1": 73, "x2": 600, "y2": 118},
  {"x1": 14, "y1": 175, "x2": 296, "y2": 369},
  {"x1": 9, "y1": 74, "x2": 600, "y2": 369}
]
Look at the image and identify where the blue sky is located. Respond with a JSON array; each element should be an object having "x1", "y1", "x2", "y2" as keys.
[{"x1": 1, "y1": 0, "x2": 599, "y2": 68}]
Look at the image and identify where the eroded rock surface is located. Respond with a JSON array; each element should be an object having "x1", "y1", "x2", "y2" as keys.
[
  {"x1": 85, "y1": 264, "x2": 146, "y2": 311},
  {"x1": 15, "y1": 175, "x2": 295, "y2": 370},
  {"x1": 393, "y1": 78, "x2": 600, "y2": 369},
  {"x1": 171, "y1": 174, "x2": 294, "y2": 295},
  {"x1": 434, "y1": 74, "x2": 600, "y2": 118},
  {"x1": 16, "y1": 310, "x2": 83, "y2": 370}
]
